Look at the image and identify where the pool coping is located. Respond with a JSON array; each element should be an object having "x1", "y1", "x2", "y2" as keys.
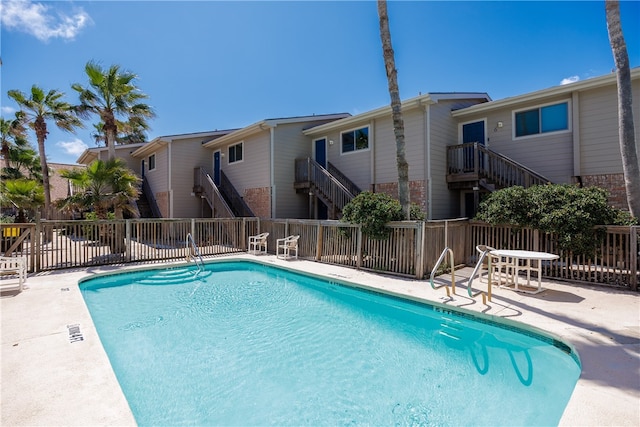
[{"x1": 2, "y1": 254, "x2": 639, "y2": 426}]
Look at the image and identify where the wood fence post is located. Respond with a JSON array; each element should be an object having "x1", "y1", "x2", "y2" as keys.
[
  {"x1": 34, "y1": 212, "x2": 41, "y2": 273},
  {"x1": 125, "y1": 220, "x2": 131, "y2": 262},
  {"x1": 631, "y1": 226, "x2": 638, "y2": 291},
  {"x1": 316, "y1": 222, "x2": 323, "y2": 261},
  {"x1": 416, "y1": 221, "x2": 425, "y2": 279},
  {"x1": 356, "y1": 225, "x2": 362, "y2": 270}
]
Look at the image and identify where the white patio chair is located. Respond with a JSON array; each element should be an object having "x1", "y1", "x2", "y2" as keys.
[
  {"x1": 248, "y1": 232, "x2": 269, "y2": 255},
  {"x1": 276, "y1": 235, "x2": 299, "y2": 260},
  {"x1": 0, "y1": 256, "x2": 27, "y2": 291}
]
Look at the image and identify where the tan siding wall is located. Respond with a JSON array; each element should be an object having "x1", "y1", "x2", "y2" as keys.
[
  {"x1": 220, "y1": 132, "x2": 271, "y2": 216},
  {"x1": 373, "y1": 108, "x2": 425, "y2": 184},
  {"x1": 430, "y1": 100, "x2": 478, "y2": 219},
  {"x1": 272, "y1": 123, "x2": 311, "y2": 218},
  {"x1": 326, "y1": 120, "x2": 372, "y2": 191},
  {"x1": 115, "y1": 148, "x2": 143, "y2": 175},
  {"x1": 145, "y1": 146, "x2": 169, "y2": 215},
  {"x1": 580, "y1": 79, "x2": 640, "y2": 175},
  {"x1": 459, "y1": 95, "x2": 574, "y2": 184},
  {"x1": 170, "y1": 139, "x2": 213, "y2": 218}
]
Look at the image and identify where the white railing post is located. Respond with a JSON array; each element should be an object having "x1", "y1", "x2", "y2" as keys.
[
  {"x1": 356, "y1": 225, "x2": 362, "y2": 270},
  {"x1": 125, "y1": 219, "x2": 131, "y2": 261},
  {"x1": 631, "y1": 226, "x2": 638, "y2": 291},
  {"x1": 34, "y1": 212, "x2": 41, "y2": 272}
]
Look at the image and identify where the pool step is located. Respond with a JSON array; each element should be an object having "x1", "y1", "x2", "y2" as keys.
[
  {"x1": 137, "y1": 268, "x2": 211, "y2": 285},
  {"x1": 439, "y1": 316, "x2": 463, "y2": 340}
]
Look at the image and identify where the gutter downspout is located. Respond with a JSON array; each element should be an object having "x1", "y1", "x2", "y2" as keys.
[
  {"x1": 572, "y1": 92, "x2": 581, "y2": 178},
  {"x1": 270, "y1": 127, "x2": 276, "y2": 218},
  {"x1": 425, "y1": 103, "x2": 432, "y2": 220},
  {"x1": 168, "y1": 140, "x2": 173, "y2": 218},
  {"x1": 370, "y1": 119, "x2": 376, "y2": 191}
]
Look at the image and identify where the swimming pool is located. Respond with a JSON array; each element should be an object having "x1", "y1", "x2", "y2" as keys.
[{"x1": 80, "y1": 260, "x2": 580, "y2": 426}]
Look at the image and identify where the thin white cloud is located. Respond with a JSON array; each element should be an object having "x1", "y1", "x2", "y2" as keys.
[
  {"x1": 57, "y1": 138, "x2": 88, "y2": 156},
  {"x1": 1, "y1": 106, "x2": 17, "y2": 116},
  {"x1": 560, "y1": 75, "x2": 580, "y2": 85},
  {"x1": 0, "y1": 0, "x2": 91, "y2": 42}
]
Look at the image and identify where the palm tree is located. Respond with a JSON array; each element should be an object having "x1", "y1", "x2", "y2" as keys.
[
  {"x1": 378, "y1": 0, "x2": 410, "y2": 219},
  {"x1": 1, "y1": 115, "x2": 41, "y2": 181},
  {"x1": 7, "y1": 86, "x2": 82, "y2": 218},
  {"x1": 0, "y1": 178, "x2": 44, "y2": 223},
  {"x1": 72, "y1": 61, "x2": 155, "y2": 160},
  {"x1": 1, "y1": 114, "x2": 27, "y2": 170},
  {"x1": 91, "y1": 117, "x2": 149, "y2": 146},
  {"x1": 58, "y1": 158, "x2": 141, "y2": 254},
  {"x1": 605, "y1": 0, "x2": 640, "y2": 218},
  {"x1": 58, "y1": 158, "x2": 141, "y2": 219}
]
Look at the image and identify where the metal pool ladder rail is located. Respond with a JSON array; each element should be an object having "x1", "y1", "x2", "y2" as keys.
[
  {"x1": 430, "y1": 247, "x2": 456, "y2": 297},
  {"x1": 186, "y1": 233, "x2": 204, "y2": 273},
  {"x1": 466, "y1": 248, "x2": 492, "y2": 304}
]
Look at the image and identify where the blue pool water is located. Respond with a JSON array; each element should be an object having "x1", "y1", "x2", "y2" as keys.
[{"x1": 80, "y1": 260, "x2": 580, "y2": 426}]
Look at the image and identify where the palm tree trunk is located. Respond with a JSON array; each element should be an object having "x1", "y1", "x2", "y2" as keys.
[
  {"x1": 105, "y1": 114, "x2": 118, "y2": 160},
  {"x1": 378, "y1": 0, "x2": 410, "y2": 219},
  {"x1": 606, "y1": 0, "x2": 640, "y2": 218},
  {"x1": 34, "y1": 117, "x2": 51, "y2": 218}
]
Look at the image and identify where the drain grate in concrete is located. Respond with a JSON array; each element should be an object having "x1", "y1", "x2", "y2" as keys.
[{"x1": 67, "y1": 324, "x2": 84, "y2": 343}]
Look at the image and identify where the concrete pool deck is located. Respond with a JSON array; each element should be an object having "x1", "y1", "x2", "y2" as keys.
[{"x1": 1, "y1": 254, "x2": 639, "y2": 426}]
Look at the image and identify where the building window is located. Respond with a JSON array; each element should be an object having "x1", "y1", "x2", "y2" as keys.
[
  {"x1": 229, "y1": 142, "x2": 243, "y2": 163},
  {"x1": 148, "y1": 154, "x2": 156, "y2": 171},
  {"x1": 341, "y1": 126, "x2": 369, "y2": 154},
  {"x1": 514, "y1": 101, "x2": 569, "y2": 138}
]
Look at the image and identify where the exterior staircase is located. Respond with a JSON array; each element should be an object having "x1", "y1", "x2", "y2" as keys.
[
  {"x1": 193, "y1": 167, "x2": 254, "y2": 218},
  {"x1": 446, "y1": 142, "x2": 551, "y2": 191},
  {"x1": 446, "y1": 142, "x2": 551, "y2": 216},
  {"x1": 136, "y1": 177, "x2": 162, "y2": 218},
  {"x1": 294, "y1": 158, "x2": 360, "y2": 219}
]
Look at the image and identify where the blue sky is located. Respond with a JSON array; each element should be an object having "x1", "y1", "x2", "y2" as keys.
[{"x1": 1, "y1": 0, "x2": 639, "y2": 165}]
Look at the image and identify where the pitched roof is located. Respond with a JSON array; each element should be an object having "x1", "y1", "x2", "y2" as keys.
[
  {"x1": 452, "y1": 67, "x2": 640, "y2": 117},
  {"x1": 76, "y1": 142, "x2": 148, "y2": 164},
  {"x1": 131, "y1": 129, "x2": 237, "y2": 158},
  {"x1": 303, "y1": 93, "x2": 490, "y2": 135},
  {"x1": 202, "y1": 113, "x2": 351, "y2": 148}
]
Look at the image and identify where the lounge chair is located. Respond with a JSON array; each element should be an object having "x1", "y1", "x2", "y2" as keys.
[
  {"x1": 0, "y1": 256, "x2": 27, "y2": 291},
  {"x1": 248, "y1": 232, "x2": 269, "y2": 255},
  {"x1": 276, "y1": 235, "x2": 299, "y2": 260}
]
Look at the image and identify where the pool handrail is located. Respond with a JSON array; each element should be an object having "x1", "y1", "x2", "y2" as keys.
[
  {"x1": 430, "y1": 247, "x2": 455, "y2": 296},
  {"x1": 466, "y1": 248, "x2": 492, "y2": 304},
  {"x1": 186, "y1": 233, "x2": 204, "y2": 273}
]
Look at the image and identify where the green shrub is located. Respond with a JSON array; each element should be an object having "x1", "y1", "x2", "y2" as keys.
[
  {"x1": 341, "y1": 191, "x2": 425, "y2": 239},
  {"x1": 476, "y1": 184, "x2": 636, "y2": 256}
]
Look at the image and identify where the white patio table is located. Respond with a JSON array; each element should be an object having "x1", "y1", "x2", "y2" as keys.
[{"x1": 490, "y1": 249, "x2": 559, "y2": 294}]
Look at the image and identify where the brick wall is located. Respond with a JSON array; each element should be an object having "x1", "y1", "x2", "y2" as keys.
[
  {"x1": 581, "y1": 173, "x2": 629, "y2": 211},
  {"x1": 371, "y1": 180, "x2": 427, "y2": 212},
  {"x1": 156, "y1": 191, "x2": 169, "y2": 218},
  {"x1": 244, "y1": 187, "x2": 271, "y2": 218}
]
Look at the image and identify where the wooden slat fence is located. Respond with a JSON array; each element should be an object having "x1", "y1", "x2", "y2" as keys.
[
  {"x1": 2, "y1": 217, "x2": 637, "y2": 290},
  {"x1": 469, "y1": 221, "x2": 639, "y2": 290}
]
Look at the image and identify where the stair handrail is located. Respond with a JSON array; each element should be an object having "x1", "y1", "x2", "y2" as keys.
[
  {"x1": 447, "y1": 142, "x2": 551, "y2": 189},
  {"x1": 328, "y1": 162, "x2": 362, "y2": 196},
  {"x1": 298, "y1": 158, "x2": 355, "y2": 212},
  {"x1": 477, "y1": 143, "x2": 550, "y2": 186},
  {"x1": 142, "y1": 177, "x2": 162, "y2": 218},
  {"x1": 220, "y1": 170, "x2": 255, "y2": 217},
  {"x1": 186, "y1": 233, "x2": 204, "y2": 273},
  {"x1": 194, "y1": 167, "x2": 234, "y2": 218}
]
